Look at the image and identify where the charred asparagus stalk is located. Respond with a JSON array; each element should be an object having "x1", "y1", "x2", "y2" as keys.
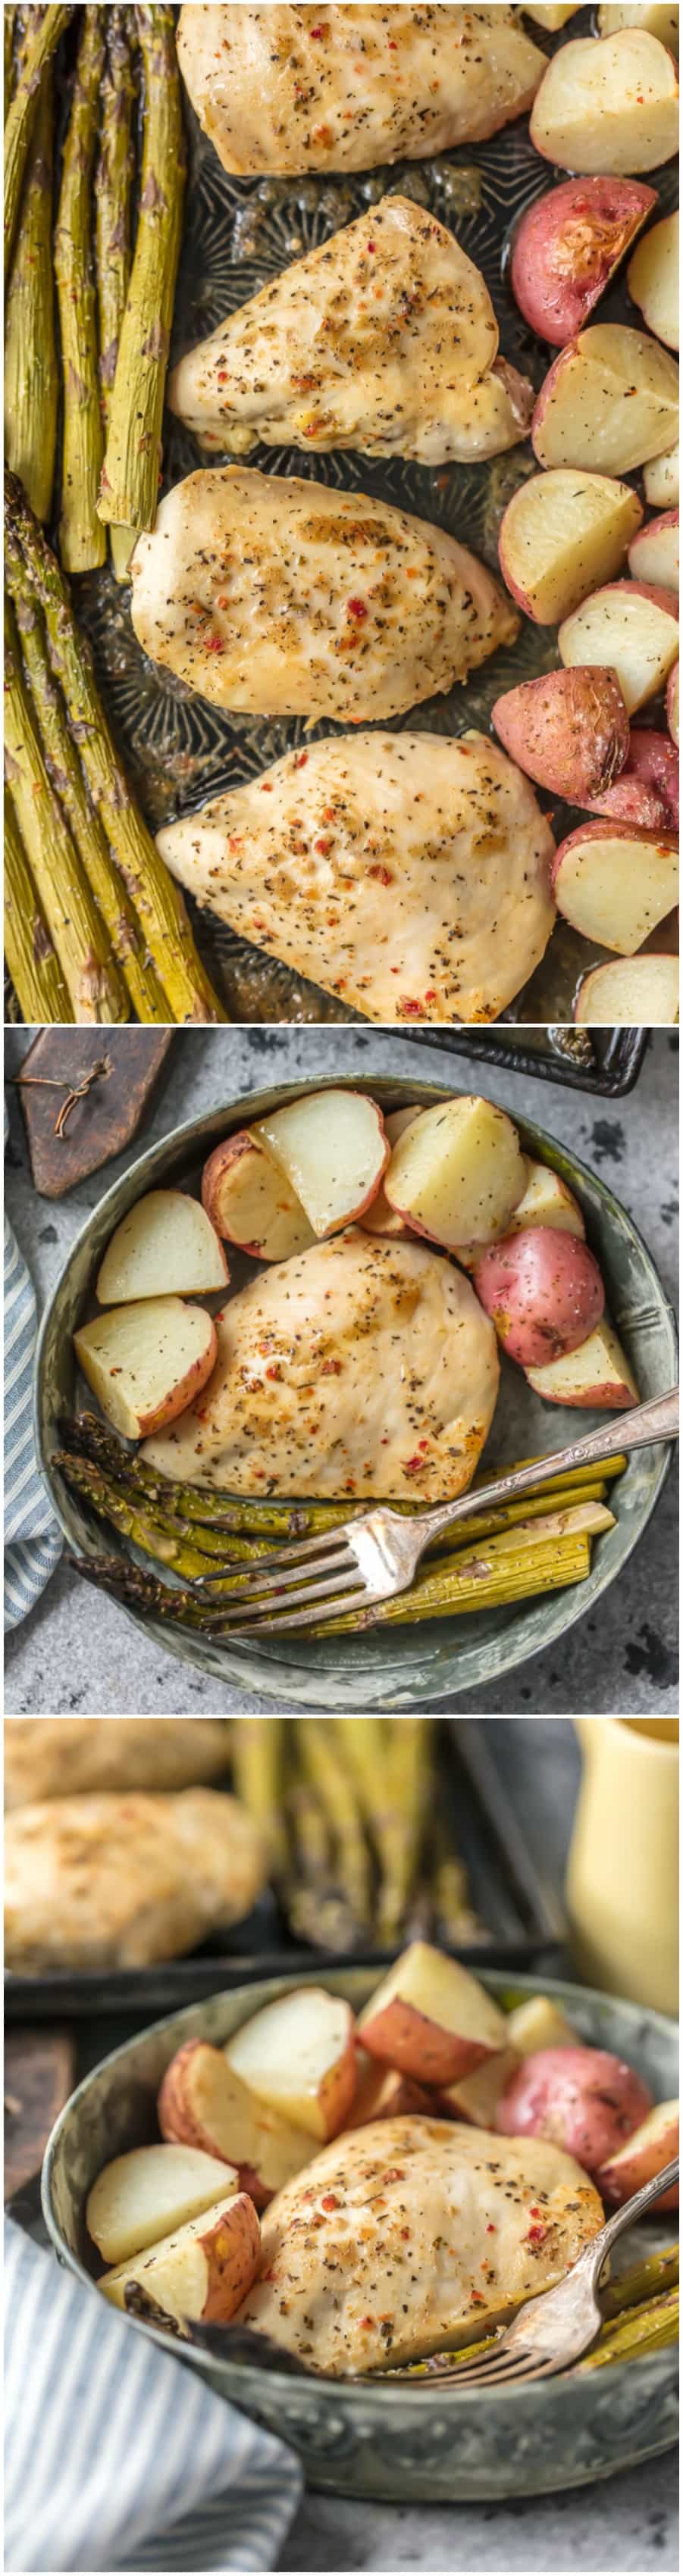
[
  {"x1": 4, "y1": 791, "x2": 74, "y2": 1024},
  {"x1": 5, "y1": 475, "x2": 226, "y2": 1023},
  {"x1": 581, "y1": 2286, "x2": 679, "y2": 2371},
  {"x1": 315, "y1": 1520, "x2": 601, "y2": 1639},
  {"x1": 54, "y1": 1450, "x2": 272, "y2": 1576},
  {"x1": 65, "y1": 1549, "x2": 214, "y2": 1630},
  {"x1": 231, "y1": 1718, "x2": 287, "y2": 1876},
  {"x1": 431, "y1": 1822, "x2": 481, "y2": 1946},
  {"x1": 99, "y1": 6, "x2": 184, "y2": 536},
  {"x1": 55, "y1": 8, "x2": 106, "y2": 571},
  {"x1": 96, "y1": 10, "x2": 136, "y2": 579},
  {"x1": 5, "y1": 13, "x2": 58, "y2": 521},
  {"x1": 296, "y1": 1720, "x2": 372, "y2": 1935},
  {"x1": 5, "y1": 3, "x2": 73, "y2": 280},
  {"x1": 337, "y1": 1719, "x2": 431, "y2": 1943},
  {"x1": 5, "y1": 598, "x2": 127, "y2": 1023},
  {"x1": 5, "y1": 8, "x2": 16, "y2": 95},
  {"x1": 8, "y1": 583, "x2": 169, "y2": 1022},
  {"x1": 602, "y1": 2244, "x2": 678, "y2": 2318}
]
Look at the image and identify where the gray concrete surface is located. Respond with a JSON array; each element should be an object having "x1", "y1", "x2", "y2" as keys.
[{"x1": 5, "y1": 1026, "x2": 678, "y2": 1715}]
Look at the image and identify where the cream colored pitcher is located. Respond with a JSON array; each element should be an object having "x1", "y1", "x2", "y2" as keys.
[{"x1": 566, "y1": 1719, "x2": 678, "y2": 2016}]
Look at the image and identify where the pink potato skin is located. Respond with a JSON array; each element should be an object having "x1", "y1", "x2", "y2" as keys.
[
  {"x1": 492, "y1": 668, "x2": 629, "y2": 803},
  {"x1": 598, "y1": 2108, "x2": 678, "y2": 2213},
  {"x1": 586, "y1": 727, "x2": 678, "y2": 830},
  {"x1": 553, "y1": 818, "x2": 678, "y2": 880},
  {"x1": 198, "y1": 2195, "x2": 262, "y2": 2322},
  {"x1": 158, "y1": 2039, "x2": 272, "y2": 2212},
  {"x1": 666, "y1": 659, "x2": 679, "y2": 746},
  {"x1": 136, "y1": 1316, "x2": 218, "y2": 1436},
  {"x1": 497, "y1": 2046, "x2": 653, "y2": 2175},
  {"x1": 473, "y1": 1226, "x2": 604, "y2": 1367},
  {"x1": 511, "y1": 177, "x2": 656, "y2": 347},
  {"x1": 357, "y1": 1999, "x2": 498, "y2": 2088},
  {"x1": 202, "y1": 1134, "x2": 272, "y2": 1255}
]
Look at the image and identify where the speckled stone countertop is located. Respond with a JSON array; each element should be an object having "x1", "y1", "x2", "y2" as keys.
[{"x1": 5, "y1": 1024, "x2": 678, "y2": 1715}]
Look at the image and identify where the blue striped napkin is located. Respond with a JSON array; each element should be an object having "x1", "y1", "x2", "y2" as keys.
[
  {"x1": 5, "y1": 2219, "x2": 303, "y2": 2574},
  {"x1": 4, "y1": 1204, "x2": 62, "y2": 1630}
]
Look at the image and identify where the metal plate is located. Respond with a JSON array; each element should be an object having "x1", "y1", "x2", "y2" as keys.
[
  {"x1": 48, "y1": 8, "x2": 678, "y2": 1029},
  {"x1": 407, "y1": 1027, "x2": 650, "y2": 1095}
]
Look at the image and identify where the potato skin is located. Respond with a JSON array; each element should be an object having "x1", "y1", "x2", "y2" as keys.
[
  {"x1": 586, "y1": 726, "x2": 678, "y2": 829},
  {"x1": 511, "y1": 177, "x2": 656, "y2": 345},
  {"x1": 473, "y1": 1226, "x2": 605, "y2": 1366},
  {"x1": 497, "y1": 2044, "x2": 653, "y2": 2174},
  {"x1": 492, "y1": 667, "x2": 629, "y2": 802}
]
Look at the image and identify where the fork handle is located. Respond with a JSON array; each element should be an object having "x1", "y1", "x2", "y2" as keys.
[
  {"x1": 415, "y1": 1388, "x2": 679, "y2": 1551},
  {"x1": 580, "y1": 2155, "x2": 680, "y2": 2294}
]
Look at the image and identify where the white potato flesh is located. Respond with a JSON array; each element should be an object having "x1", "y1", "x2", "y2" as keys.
[
  {"x1": 385, "y1": 1098, "x2": 526, "y2": 1252},
  {"x1": 226, "y1": 1990, "x2": 356, "y2": 2141},
  {"x1": 360, "y1": 1105, "x2": 422, "y2": 1238},
  {"x1": 533, "y1": 327, "x2": 680, "y2": 476},
  {"x1": 667, "y1": 659, "x2": 679, "y2": 744},
  {"x1": 644, "y1": 442, "x2": 679, "y2": 505},
  {"x1": 499, "y1": 470, "x2": 642, "y2": 625},
  {"x1": 455, "y1": 1158, "x2": 585, "y2": 1268},
  {"x1": 506, "y1": 1996, "x2": 577, "y2": 2054},
  {"x1": 559, "y1": 582, "x2": 679, "y2": 713},
  {"x1": 531, "y1": 31, "x2": 679, "y2": 173},
  {"x1": 575, "y1": 953, "x2": 679, "y2": 1023},
  {"x1": 86, "y1": 2143, "x2": 239, "y2": 2266},
  {"x1": 599, "y1": 5, "x2": 679, "y2": 45},
  {"x1": 628, "y1": 510, "x2": 679, "y2": 587},
  {"x1": 74, "y1": 1299, "x2": 218, "y2": 1440},
  {"x1": 253, "y1": 1090, "x2": 388, "y2": 1239},
  {"x1": 99, "y1": 2193, "x2": 260, "y2": 2326},
  {"x1": 438, "y1": 2048, "x2": 520, "y2": 2125},
  {"x1": 554, "y1": 824, "x2": 678, "y2": 954},
  {"x1": 357, "y1": 1941, "x2": 509, "y2": 2085},
  {"x1": 628, "y1": 211, "x2": 679, "y2": 352},
  {"x1": 526, "y1": 2, "x2": 580, "y2": 23},
  {"x1": 158, "y1": 2037, "x2": 313, "y2": 2201},
  {"x1": 525, "y1": 1315, "x2": 640, "y2": 1406},
  {"x1": 201, "y1": 1133, "x2": 314, "y2": 1261},
  {"x1": 96, "y1": 1190, "x2": 227, "y2": 1305},
  {"x1": 597, "y1": 2099, "x2": 679, "y2": 2204}
]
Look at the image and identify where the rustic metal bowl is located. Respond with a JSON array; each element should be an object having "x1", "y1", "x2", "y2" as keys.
[{"x1": 42, "y1": 1965, "x2": 679, "y2": 2502}]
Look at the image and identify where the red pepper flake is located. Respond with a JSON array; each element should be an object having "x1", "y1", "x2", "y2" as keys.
[
  {"x1": 403, "y1": 1454, "x2": 424, "y2": 1475},
  {"x1": 265, "y1": 1363, "x2": 282, "y2": 1381},
  {"x1": 382, "y1": 2168, "x2": 406, "y2": 2184},
  {"x1": 321, "y1": 1357, "x2": 342, "y2": 1375},
  {"x1": 529, "y1": 2207, "x2": 541, "y2": 2218},
  {"x1": 310, "y1": 22, "x2": 325, "y2": 33},
  {"x1": 418, "y1": 1438, "x2": 430, "y2": 1451},
  {"x1": 346, "y1": 596, "x2": 368, "y2": 622},
  {"x1": 359, "y1": 2315, "x2": 374, "y2": 2330},
  {"x1": 368, "y1": 864, "x2": 393, "y2": 884},
  {"x1": 470, "y1": 2290, "x2": 486, "y2": 2306},
  {"x1": 204, "y1": 633, "x2": 224, "y2": 653},
  {"x1": 399, "y1": 998, "x2": 423, "y2": 1018},
  {"x1": 294, "y1": 752, "x2": 309, "y2": 768},
  {"x1": 315, "y1": 834, "x2": 331, "y2": 855},
  {"x1": 321, "y1": 2192, "x2": 340, "y2": 2210},
  {"x1": 366, "y1": 240, "x2": 375, "y2": 253},
  {"x1": 527, "y1": 2224, "x2": 547, "y2": 2246},
  {"x1": 486, "y1": 2223, "x2": 497, "y2": 2234},
  {"x1": 424, "y1": 989, "x2": 437, "y2": 1002},
  {"x1": 262, "y1": 2266, "x2": 277, "y2": 2282}
]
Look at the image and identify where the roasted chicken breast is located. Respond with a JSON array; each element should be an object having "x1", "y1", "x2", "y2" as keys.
[
  {"x1": 130, "y1": 465, "x2": 517, "y2": 721},
  {"x1": 168, "y1": 198, "x2": 534, "y2": 467},
  {"x1": 4, "y1": 1790, "x2": 266, "y2": 1973},
  {"x1": 140, "y1": 1230, "x2": 500, "y2": 1503},
  {"x1": 158, "y1": 730, "x2": 556, "y2": 1024},
  {"x1": 234, "y1": 2116, "x2": 604, "y2": 2374},
  {"x1": 3, "y1": 1718, "x2": 230, "y2": 1810},
  {"x1": 177, "y1": 6, "x2": 545, "y2": 178}
]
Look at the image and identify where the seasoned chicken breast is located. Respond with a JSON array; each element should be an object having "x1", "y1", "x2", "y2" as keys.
[
  {"x1": 177, "y1": 6, "x2": 544, "y2": 177},
  {"x1": 4, "y1": 1789, "x2": 267, "y2": 1973},
  {"x1": 158, "y1": 730, "x2": 556, "y2": 1025},
  {"x1": 141, "y1": 1230, "x2": 500, "y2": 1502},
  {"x1": 130, "y1": 467, "x2": 518, "y2": 722},
  {"x1": 234, "y1": 2116, "x2": 604, "y2": 2374},
  {"x1": 168, "y1": 198, "x2": 534, "y2": 467},
  {"x1": 4, "y1": 1719, "x2": 230, "y2": 1811}
]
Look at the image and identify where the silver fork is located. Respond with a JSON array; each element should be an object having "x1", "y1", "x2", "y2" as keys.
[
  {"x1": 193, "y1": 1387, "x2": 678, "y2": 1634},
  {"x1": 396, "y1": 2156, "x2": 680, "y2": 2390}
]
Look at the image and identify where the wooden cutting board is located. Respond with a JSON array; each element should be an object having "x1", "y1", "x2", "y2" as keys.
[
  {"x1": 14, "y1": 1030, "x2": 172, "y2": 1197},
  {"x1": 5, "y1": 2030, "x2": 76, "y2": 2202}
]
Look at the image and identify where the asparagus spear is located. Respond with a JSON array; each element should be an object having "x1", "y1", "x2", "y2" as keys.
[
  {"x1": 54, "y1": 9, "x2": 106, "y2": 571},
  {"x1": 581, "y1": 2286, "x2": 679, "y2": 2371},
  {"x1": 5, "y1": 14, "x2": 58, "y2": 521},
  {"x1": 95, "y1": 10, "x2": 136, "y2": 580},
  {"x1": 431, "y1": 1819, "x2": 481, "y2": 1946},
  {"x1": 602, "y1": 2244, "x2": 678, "y2": 2319},
  {"x1": 5, "y1": 8, "x2": 16, "y2": 95},
  {"x1": 54, "y1": 1450, "x2": 272, "y2": 1576},
  {"x1": 337, "y1": 1718, "x2": 430, "y2": 1944},
  {"x1": 284, "y1": 1778, "x2": 357, "y2": 1951},
  {"x1": 313, "y1": 1527, "x2": 596, "y2": 1640},
  {"x1": 65, "y1": 1549, "x2": 213, "y2": 1630},
  {"x1": 5, "y1": 598, "x2": 127, "y2": 1022},
  {"x1": 8, "y1": 583, "x2": 169, "y2": 1022},
  {"x1": 296, "y1": 1720, "x2": 372, "y2": 1935},
  {"x1": 98, "y1": 6, "x2": 184, "y2": 534},
  {"x1": 65, "y1": 1525, "x2": 594, "y2": 1638},
  {"x1": 230, "y1": 1718, "x2": 287, "y2": 1875},
  {"x1": 5, "y1": 790, "x2": 74, "y2": 1023},
  {"x1": 5, "y1": 473, "x2": 227, "y2": 1024},
  {"x1": 5, "y1": 3, "x2": 73, "y2": 280}
]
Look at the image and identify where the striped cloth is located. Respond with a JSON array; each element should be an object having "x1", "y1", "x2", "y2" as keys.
[
  {"x1": 5, "y1": 2220, "x2": 303, "y2": 2574},
  {"x1": 4, "y1": 1204, "x2": 62, "y2": 1629}
]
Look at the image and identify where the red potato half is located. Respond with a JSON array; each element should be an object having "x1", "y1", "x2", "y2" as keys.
[
  {"x1": 474, "y1": 1227, "x2": 605, "y2": 1369},
  {"x1": 99, "y1": 2192, "x2": 261, "y2": 2327},
  {"x1": 530, "y1": 30, "x2": 680, "y2": 175},
  {"x1": 553, "y1": 822, "x2": 678, "y2": 955},
  {"x1": 225, "y1": 1987, "x2": 356, "y2": 2143},
  {"x1": 359, "y1": 1105, "x2": 423, "y2": 1239},
  {"x1": 628, "y1": 211, "x2": 679, "y2": 353},
  {"x1": 384, "y1": 1096, "x2": 526, "y2": 1253},
  {"x1": 559, "y1": 583, "x2": 679, "y2": 717},
  {"x1": 644, "y1": 442, "x2": 679, "y2": 508},
  {"x1": 587, "y1": 727, "x2": 678, "y2": 833},
  {"x1": 667, "y1": 660, "x2": 679, "y2": 747},
  {"x1": 498, "y1": 470, "x2": 643, "y2": 627},
  {"x1": 74, "y1": 1299, "x2": 218, "y2": 1440},
  {"x1": 497, "y1": 2045, "x2": 653, "y2": 2174},
  {"x1": 492, "y1": 668, "x2": 629, "y2": 805},
  {"x1": 532, "y1": 327, "x2": 680, "y2": 478},
  {"x1": 510, "y1": 179, "x2": 656, "y2": 349},
  {"x1": 506, "y1": 1996, "x2": 578, "y2": 2055},
  {"x1": 356, "y1": 1941, "x2": 510, "y2": 2087},
  {"x1": 86, "y1": 2143, "x2": 240, "y2": 2265},
  {"x1": 628, "y1": 510, "x2": 679, "y2": 590},
  {"x1": 201, "y1": 1132, "x2": 314, "y2": 1260},
  {"x1": 524, "y1": 1314, "x2": 640, "y2": 1406},
  {"x1": 597, "y1": 2099, "x2": 679, "y2": 2210},
  {"x1": 599, "y1": 5, "x2": 679, "y2": 45},
  {"x1": 350, "y1": 2052, "x2": 434, "y2": 2127},
  {"x1": 437, "y1": 2047, "x2": 520, "y2": 2128},
  {"x1": 575, "y1": 954, "x2": 679, "y2": 1024},
  {"x1": 455, "y1": 1158, "x2": 585, "y2": 1270},
  {"x1": 96, "y1": 1190, "x2": 228, "y2": 1305},
  {"x1": 158, "y1": 2037, "x2": 314, "y2": 2207},
  {"x1": 253, "y1": 1089, "x2": 388, "y2": 1240}
]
